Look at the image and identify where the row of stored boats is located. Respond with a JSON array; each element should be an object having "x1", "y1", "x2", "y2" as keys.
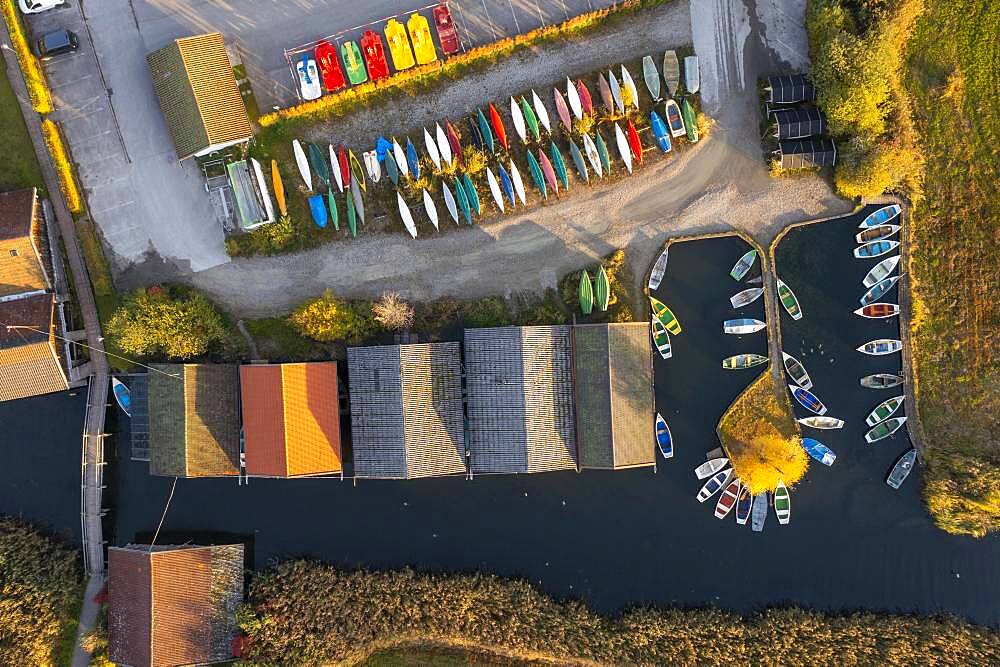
[{"x1": 694, "y1": 457, "x2": 790, "y2": 530}]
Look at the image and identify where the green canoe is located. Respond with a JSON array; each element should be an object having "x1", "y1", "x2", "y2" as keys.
[
  {"x1": 454, "y1": 178, "x2": 472, "y2": 225},
  {"x1": 549, "y1": 141, "x2": 569, "y2": 191},
  {"x1": 327, "y1": 190, "x2": 339, "y2": 231},
  {"x1": 526, "y1": 151, "x2": 547, "y2": 199},
  {"x1": 568, "y1": 137, "x2": 588, "y2": 183},
  {"x1": 681, "y1": 98, "x2": 699, "y2": 142},
  {"x1": 341, "y1": 40, "x2": 368, "y2": 85},
  {"x1": 477, "y1": 108, "x2": 495, "y2": 154},
  {"x1": 520, "y1": 96, "x2": 540, "y2": 141},
  {"x1": 385, "y1": 153, "x2": 400, "y2": 186},
  {"x1": 649, "y1": 295, "x2": 682, "y2": 334},
  {"x1": 595, "y1": 131, "x2": 612, "y2": 175},
  {"x1": 346, "y1": 190, "x2": 357, "y2": 237},
  {"x1": 579, "y1": 270, "x2": 594, "y2": 315},
  {"x1": 595, "y1": 265, "x2": 610, "y2": 311},
  {"x1": 462, "y1": 173, "x2": 481, "y2": 216},
  {"x1": 308, "y1": 143, "x2": 330, "y2": 186}
]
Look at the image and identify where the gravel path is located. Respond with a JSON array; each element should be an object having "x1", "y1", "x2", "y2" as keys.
[{"x1": 186, "y1": 0, "x2": 849, "y2": 318}]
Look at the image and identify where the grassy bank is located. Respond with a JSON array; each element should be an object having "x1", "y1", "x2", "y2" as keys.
[
  {"x1": 0, "y1": 0, "x2": 52, "y2": 113},
  {"x1": 238, "y1": 560, "x2": 1000, "y2": 664},
  {"x1": 0, "y1": 65, "x2": 44, "y2": 190},
  {"x1": 903, "y1": 0, "x2": 1000, "y2": 536}
]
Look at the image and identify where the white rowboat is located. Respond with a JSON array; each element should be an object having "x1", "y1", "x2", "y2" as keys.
[
  {"x1": 695, "y1": 457, "x2": 729, "y2": 480},
  {"x1": 648, "y1": 248, "x2": 669, "y2": 290},
  {"x1": 863, "y1": 256, "x2": 900, "y2": 288}
]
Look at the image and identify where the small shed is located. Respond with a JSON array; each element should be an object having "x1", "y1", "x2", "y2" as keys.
[
  {"x1": 347, "y1": 343, "x2": 466, "y2": 479},
  {"x1": 464, "y1": 326, "x2": 577, "y2": 474},
  {"x1": 765, "y1": 74, "x2": 816, "y2": 104},
  {"x1": 108, "y1": 543, "x2": 244, "y2": 667},
  {"x1": 573, "y1": 323, "x2": 655, "y2": 470},
  {"x1": 240, "y1": 362, "x2": 342, "y2": 477},
  {"x1": 147, "y1": 33, "x2": 253, "y2": 160},
  {"x1": 771, "y1": 107, "x2": 826, "y2": 139},
  {"x1": 778, "y1": 138, "x2": 837, "y2": 169},
  {"x1": 148, "y1": 364, "x2": 240, "y2": 477}
]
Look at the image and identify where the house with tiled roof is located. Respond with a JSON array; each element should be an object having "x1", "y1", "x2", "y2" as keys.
[
  {"x1": 108, "y1": 543, "x2": 244, "y2": 667},
  {"x1": 147, "y1": 32, "x2": 253, "y2": 160},
  {"x1": 0, "y1": 188, "x2": 68, "y2": 402},
  {"x1": 148, "y1": 364, "x2": 240, "y2": 477},
  {"x1": 240, "y1": 362, "x2": 342, "y2": 477}
]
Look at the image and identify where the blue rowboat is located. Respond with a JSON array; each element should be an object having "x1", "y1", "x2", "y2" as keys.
[
  {"x1": 497, "y1": 162, "x2": 516, "y2": 206},
  {"x1": 801, "y1": 438, "x2": 836, "y2": 465},
  {"x1": 859, "y1": 204, "x2": 901, "y2": 228},
  {"x1": 308, "y1": 194, "x2": 327, "y2": 228},
  {"x1": 405, "y1": 137, "x2": 420, "y2": 179},
  {"x1": 111, "y1": 377, "x2": 132, "y2": 417},
  {"x1": 650, "y1": 110, "x2": 671, "y2": 152},
  {"x1": 655, "y1": 413, "x2": 673, "y2": 459},
  {"x1": 854, "y1": 240, "x2": 900, "y2": 258},
  {"x1": 789, "y1": 384, "x2": 827, "y2": 415}
]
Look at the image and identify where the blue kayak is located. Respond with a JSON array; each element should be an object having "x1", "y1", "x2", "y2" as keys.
[
  {"x1": 801, "y1": 438, "x2": 836, "y2": 466},
  {"x1": 308, "y1": 194, "x2": 327, "y2": 228},
  {"x1": 497, "y1": 162, "x2": 516, "y2": 206},
  {"x1": 650, "y1": 111, "x2": 671, "y2": 153},
  {"x1": 405, "y1": 137, "x2": 420, "y2": 180}
]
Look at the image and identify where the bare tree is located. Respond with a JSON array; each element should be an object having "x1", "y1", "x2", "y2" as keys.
[{"x1": 372, "y1": 292, "x2": 414, "y2": 331}]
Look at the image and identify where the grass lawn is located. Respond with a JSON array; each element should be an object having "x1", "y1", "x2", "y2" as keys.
[
  {"x1": 905, "y1": 0, "x2": 1000, "y2": 536},
  {"x1": 0, "y1": 64, "x2": 44, "y2": 191}
]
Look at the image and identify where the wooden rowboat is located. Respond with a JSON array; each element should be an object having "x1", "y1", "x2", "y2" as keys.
[
  {"x1": 782, "y1": 351, "x2": 812, "y2": 390},
  {"x1": 801, "y1": 438, "x2": 836, "y2": 465},
  {"x1": 722, "y1": 354, "x2": 767, "y2": 369},
  {"x1": 697, "y1": 468, "x2": 733, "y2": 503},
  {"x1": 854, "y1": 303, "x2": 899, "y2": 319},
  {"x1": 655, "y1": 413, "x2": 673, "y2": 459},
  {"x1": 730, "y1": 249, "x2": 757, "y2": 281},
  {"x1": 649, "y1": 296, "x2": 681, "y2": 334},
  {"x1": 735, "y1": 485, "x2": 752, "y2": 525},
  {"x1": 662, "y1": 50, "x2": 680, "y2": 96},
  {"x1": 695, "y1": 457, "x2": 729, "y2": 480},
  {"x1": 865, "y1": 417, "x2": 907, "y2": 444},
  {"x1": 715, "y1": 478, "x2": 741, "y2": 519},
  {"x1": 594, "y1": 265, "x2": 610, "y2": 312},
  {"x1": 866, "y1": 395, "x2": 905, "y2": 426},
  {"x1": 860, "y1": 276, "x2": 901, "y2": 306},
  {"x1": 724, "y1": 318, "x2": 766, "y2": 335},
  {"x1": 863, "y1": 256, "x2": 900, "y2": 288},
  {"x1": 642, "y1": 55, "x2": 661, "y2": 101},
  {"x1": 797, "y1": 416, "x2": 844, "y2": 429},
  {"x1": 648, "y1": 248, "x2": 668, "y2": 290},
  {"x1": 789, "y1": 384, "x2": 827, "y2": 415},
  {"x1": 887, "y1": 449, "x2": 917, "y2": 489},
  {"x1": 857, "y1": 339, "x2": 902, "y2": 355},
  {"x1": 860, "y1": 373, "x2": 903, "y2": 389},
  {"x1": 750, "y1": 492, "x2": 767, "y2": 532},
  {"x1": 854, "y1": 240, "x2": 900, "y2": 258},
  {"x1": 859, "y1": 204, "x2": 901, "y2": 228},
  {"x1": 776, "y1": 278, "x2": 803, "y2": 320},
  {"x1": 856, "y1": 224, "x2": 900, "y2": 244},
  {"x1": 651, "y1": 319, "x2": 671, "y2": 359},
  {"x1": 773, "y1": 481, "x2": 791, "y2": 525}
]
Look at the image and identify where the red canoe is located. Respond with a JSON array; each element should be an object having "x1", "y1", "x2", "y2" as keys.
[
  {"x1": 338, "y1": 145, "x2": 351, "y2": 187},
  {"x1": 361, "y1": 30, "x2": 390, "y2": 82},
  {"x1": 553, "y1": 88, "x2": 572, "y2": 130},
  {"x1": 433, "y1": 3, "x2": 460, "y2": 55},
  {"x1": 538, "y1": 148, "x2": 558, "y2": 193},
  {"x1": 627, "y1": 119, "x2": 643, "y2": 164},
  {"x1": 446, "y1": 120, "x2": 464, "y2": 166},
  {"x1": 488, "y1": 102, "x2": 508, "y2": 151},
  {"x1": 315, "y1": 40, "x2": 346, "y2": 92},
  {"x1": 576, "y1": 79, "x2": 593, "y2": 116}
]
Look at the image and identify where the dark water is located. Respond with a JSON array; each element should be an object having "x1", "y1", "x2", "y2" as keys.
[{"x1": 5, "y1": 215, "x2": 1000, "y2": 625}]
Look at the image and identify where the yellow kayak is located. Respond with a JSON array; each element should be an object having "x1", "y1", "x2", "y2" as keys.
[
  {"x1": 384, "y1": 18, "x2": 415, "y2": 71},
  {"x1": 407, "y1": 12, "x2": 438, "y2": 65},
  {"x1": 271, "y1": 159, "x2": 287, "y2": 217}
]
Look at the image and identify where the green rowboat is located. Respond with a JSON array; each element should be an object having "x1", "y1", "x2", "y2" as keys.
[
  {"x1": 595, "y1": 265, "x2": 610, "y2": 311},
  {"x1": 651, "y1": 319, "x2": 671, "y2": 359},
  {"x1": 579, "y1": 270, "x2": 594, "y2": 315},
  {"x1": 462, "y1": 173, "x2": 481, "y2": 216},
  {"x1": 594, "y1": 131, "x2": 611, "y2": 175},
  {"x1": 526, "y1": 151, "x2": 547, "y2": 199},
  {"x1": 776, "y1": 278, "x2": 803, "y2": 320},
  {"x1": 722, "y1": 353, "x2": 768, "y2": 370},
  {"x1": 520, "y1": 96, "x2": 540, "y2": 141},
  {"x1": 649, "y1": 296, "x2": 681, "y2": 334},
  {"x1": 346, "y1": 191, "x2": 357, "y2": 237},
  {"x1": 549, "y1": 141, "x2": 569, "y2": 191},
  {"x1": 681, "y1": 97, "x2": 699, "y2": 142},
  {"x1": 568, "y1": 138, "x2": 588, "y2": 183},
  {"x1": 454, "y1": 178, "x2": 472, "y2": 225},
  {"x1": 477, "y1": 109, "x2": 495, "y2": 154},
  {"x1": 327, "y1": 191, "x2": 339, "y2": 231},
  {"x1": 341, "y1": 40, "x2": 368, "y2": 85}
]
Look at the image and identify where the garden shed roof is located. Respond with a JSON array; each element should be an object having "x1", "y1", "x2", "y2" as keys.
[
  {"x1": 766, "y1": 74, "x2": 816, "y2": 104},
  {"x1": 778, "y1": 138, "x2": 837, "y2": 169},
  {"x1": 772, "y1": 107, "x2": 826, "y2": 140}
]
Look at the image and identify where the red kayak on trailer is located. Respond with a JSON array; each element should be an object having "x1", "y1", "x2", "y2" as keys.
[
  {"x1": 433, "y1": 3, "x2": 460, "y2": 55},
  {"x1": 361, "y1": 30, "x2": 390, "y2": 82},
  {"x1": 488, "y1": 102, "x2": 508, "y2": 151},
  {"x1": 446, "y1": 120, "x2": 464, "y2": 166},
  {"x1": 576, "y1": 79, "x2": 593, "y2": 115},
  {"x1": 338, "y1": 145, "x2": 351, "y2": 187},
  {"x1": 626, "y1": 119, "x2": 643, "y2": 163},
  {"x1": 315, "y1": 40, "x2": 346, "y2": 92}
]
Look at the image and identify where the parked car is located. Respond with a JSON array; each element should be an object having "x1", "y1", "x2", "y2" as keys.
[
  {"x1": 296, "y1": 54, "x2": 322, "y2": 101},
  {"x1": 36, "y1": 29, "x2": 79, "y2": 59},
  {"x1": 19, "y1": 0, "x2": 65, "y2": 14}
]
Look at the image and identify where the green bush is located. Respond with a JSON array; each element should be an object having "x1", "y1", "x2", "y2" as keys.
[
  {"x1": 106, "y1": 286, "x2": 228, "y2": 359},
  {"x1": 463, "y1": 297, "x2": 512, "y2": 329},
  {"x1": 290, "y1": 289, "x2": 376, "y2": 344}
]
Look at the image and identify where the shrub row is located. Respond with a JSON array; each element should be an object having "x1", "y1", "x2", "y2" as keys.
[
  {"x1": 41, "y1": 119, "x2": 84, "y2": 213},
  {"x1": 0, "y1": 0, "x2": 52, "y2": 113}
]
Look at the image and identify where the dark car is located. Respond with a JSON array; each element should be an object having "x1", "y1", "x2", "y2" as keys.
[{"x1": 36, "y1": 29, "x2": 79, "y2": 59}]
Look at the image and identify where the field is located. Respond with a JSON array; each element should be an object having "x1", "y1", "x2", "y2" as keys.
[
  {"x1": 0, "y1": 66, "x2": 44, "y2": 191},
  {"x1": 904, "y1": 0, "x2": 1000, "y2": 536}
]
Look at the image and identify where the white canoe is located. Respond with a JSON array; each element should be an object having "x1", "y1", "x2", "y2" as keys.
[
  {"x1": 695, "y1": 457, "x2": 729, "y2": 480},
  {"x1": 857, "y1": 339, "x2": 903, "y2": 355},
  {"x1": 329, "y1": 144, "x2": 343, "y2": 192},
  {"x1": 697, "y1": 468, "x2": 733, "y2": 503},
  {"x1": 582, "y1": 133, "x2": 603, "y2": 178},
  {"x1": 863, "y1": 256, "x2": 900, "y2": 288},
  {"x1": 393, "y1": 138, "x2": 409, "y2": 178},
  {"x1": 730, "y1": 287, "x2": 764, "y2": 309},
  {"x1": 250, "y1": 158, "x2": 275, "y2": 224},
  {"x1": 648, "y1": 247, "x2": 668, "y2": 291},
  {"x1": 436, "y1": 122, "x2": 453, "y2": 166},
  {"x1": 684, "y1": 55, "x2": 700, "y2": 93},
  {"x1": 509, "y1": 159, "x2": 527, "y2": 206},
  {"x1": 510, "y1": 96, "x2": 527, "y2": 144},
  {"x1": 423, "y1": 127, "x2": 442, "y2": 170},
  {"x1": 566, "y1": 77, "x2": 583, "y2": 120},
  {"x1": 441, "y1": 181, "x2": 459, "y2": 225},
  {"x1": 292, "y1": 139, "x2": 312, "y2": 190},
  {"x1": 614, "y1": 123, "x2": 632, "y2": 173},
  {"x1": 621, "y1": 64, "x2": 639, "y2": 109},
  {"x1": 531, "y1": 89, "x2": 552, "y2": 134},
  {"x1": 422, "y1": 188, "x2": 439, "y2": 230},
  {"x1": 397, "y1": 191, "x2": 417, "y2": 238},
  {"x1": 486, "y1": 167, "x2": 505, "y2": 214},
  {"x1": 797, "y1": 416, "x2": 845, "y2": 429}
]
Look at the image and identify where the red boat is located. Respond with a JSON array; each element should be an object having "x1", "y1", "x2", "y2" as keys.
[
  {"x1": 361, "y1": 30, "x2": 390, "y2": 82},
  {"x1": 626, "y1": 119, "x2": 643, "y2": 164},
  {"x1": 858, "y1": 303, "x2": 900, "y2": 318},
  {"x1": 488, "y1": 102, "x2": 508, "y2": 151},
  {"x1": 433, "y1": 3, "x2": 460, "y2": 55},
  {"x1": 446, "y1": 120, "x2": 464, "y2": 166},
  {"x1": 314, "y1": 40, "x2": 346, "y2": 92},
  {"x1": 576, "y1": 79, "x2": 593, "y2": 116},
  {"x1": 338, "y1": 145, "x2": 351, "y2": 187}
]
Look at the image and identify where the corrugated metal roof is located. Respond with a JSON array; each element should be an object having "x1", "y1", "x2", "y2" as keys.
[
  {"x1": 772, "y1": 107, "x2": 826, "y2": 139},
  {"x1": 767, "y1": 74, "x2": 816, "y2": 104},
  {"x1": 465, "y1": 326, "x2": 577, "y2": 474},
  {"x1": 779, "y1": 138, "x2": 837, "y2": 169}
]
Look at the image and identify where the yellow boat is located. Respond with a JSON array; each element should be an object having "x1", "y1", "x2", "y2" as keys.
[
  {"x1": 384, "y1": 18, "x2": 415, "y2": 71},
  {"x1": 407, "y1": 12, "x2": 437, "y2": 65},
  {"x1": 271, "y1": 159, "x2": 287, "y2": 217}
]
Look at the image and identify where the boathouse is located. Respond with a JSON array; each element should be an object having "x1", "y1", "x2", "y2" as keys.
[
  {"x1": 464, "y1": 326, "x2": 577, "y2": 474},
  {"x1": 148, "y1": 364, "x2": 240, "y2": 477},
  {"x1": 765, "y1": 74, "x2": 816, "y2": 104},
  {"x1": 240, "y1": 362, "x2": 342, "y2": 477},
  {"x1": 147, "y1": 32, "x2": 253, "y2": 160},
  {"x1": 573, "y1": 323, "x2": 655, "y2": 470},
  {"x1": 777, "y1": 138, "x2": 837, "y2": 169},
  {"x1": 108, "y1": 543, "x2": 244, "y2": 667},
  {"x1": 771, "y1": 107, "x2": 826, "y2": 140},
  {"x1": 346, "y1": 343, "x2": 466, "y2": 479}
]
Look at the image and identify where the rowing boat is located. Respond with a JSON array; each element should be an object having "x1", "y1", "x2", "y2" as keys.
[
  {"x1": 887, "y1": 449, "x2": 917, "y2": 489},
  {"x1": 715, "y1": 478, "x2": 741, "y2": 519},
  {"x1": 776, "y1": 278, "x2": 803, "y2": 320},
  {"x1": 859, "y1": 204, "x2": 901, "y2": 228},
  {"x1": 509, "y1": 159, "x2": 527, "y2": 206},
  {"x1": 695, "y1": 457, "x2": 729, "y2": 479},
  {"x1": 620, "y1": 64, "x2": 639, "y2": 109},
  {"x1": 722, "y1": 354, "x2": 767, "y2": 369},
  {"x1": 750, "y1": 492, "x2": 767, "y2": 532},
  {"x1": 789, "y1": 384, "x2": 827, "y2": 415},
  {"x1": 510, "y1": 96, "x2": 527, "y2": 145},
  {"x1": 655, "y1": 413, "x2": 673, "y2": 459},
  {"x1": 860, "y1": 276, "x2": 901, "y2": 306},
  {"x1": 485, "y1": 167, "x2": 504, "y2": 213},
  {"x1": 614, "y1": 123, "x2": 632, "y2": 173},
  {"x1": 855, "y1": 302, "x2": 899, "y2": 319},
  {"x1": 782, "y1": 352, "x2": 812, "y2": 390},
  {"x1": 553, "y1": 88, "x2": 572, "y2": 131},
  {"x1": 854, "y1": 240, "x2": 900, "y2": 258},
  {"x1": 651, "y1": 319, "x2": 672, "y2": 359},
  {"x1": 797, "y1": 416, "x2": 844, "y2": 429},
  {"x1": 526, "y1": 151, "x2": 547, "y2": 199},
  {"x1": 724, "y1": 318, "x2": 765, "y2": 335},
  {"x1": 565, "y1": 77, "x2": 583, "y2": 120},
  {"x1": 683, "y1": 55, "x2": 700, "y2": 93},
  {"x1": 857, "y1": 339, "x2": 902, "y2": 355},
  {"x1": 856, "y1": 224, "x2": 900, "y2": 244},
  {"x1": 568, "y1": 138, "x2": 588, "y2": 183},
  {"x1": 866, "y1": 395, "x2": 905, "y2": 426},
  {"x1": 422, "y1": 188, "x2": 439, "y2": 231},
  {"x1": 423, "y1": 127, "x2": 442, "y2": 170},
  {"x1": 698, "y1": 468, "x2": 733, "y2": 502},
  {"x1": 662, "y1": 50, "x2": 680, "y2": 96},
  {"x1": 773, "y1": 481, "x2": 790, "y2": 525},
  {"x1": 647, "y1": 247, "x2": 668, "y2": 290},
  {"x1": 592, "y1": 265, "x2": 610, "y2": 312},
  {"x1": 801, "y1": 438, "x2": 836, "y2": 465},
  {"x1": 649, "y1": 296, "x2": 682, "y2": 334},
  {"x1": 865, "y1": 416, "x2": 907, "y2": 444},
  {"x1": 735, "y1": 485, "x2": 752, "y2": 525},
  {"x1": 863, "y1": 256, "x2": 900, "y2": 288},
  {"x1": 549, "y1": 141, "x2": 569, "y2": 190},
  {"x1": 441, "y1": 181, "x2": 459, "y2": 225},
  {"x1": 642, "y1": 55, "x2": 661, "y2": 101},
  {"x1": 664, "y1": 98, "x2": 685, "y2": 138},
  {"x1": 730, "y1": 287, "x2": 764, "y2": 309},
  {"x1": 579, "y1": 270, "x2": 593, "y2": 314},
  {"x1": 861, "y1": 373, "x2": 903, "y2": 389},
  {"x1": 292, "y1": 139, "x2": 311, "y2": 190},
  {"x1": 531, "y1": 89, "x2": 552, "y2": 134},
  {"x1": 730, "y1": 249, "x2": 757, "y2": 281}
]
